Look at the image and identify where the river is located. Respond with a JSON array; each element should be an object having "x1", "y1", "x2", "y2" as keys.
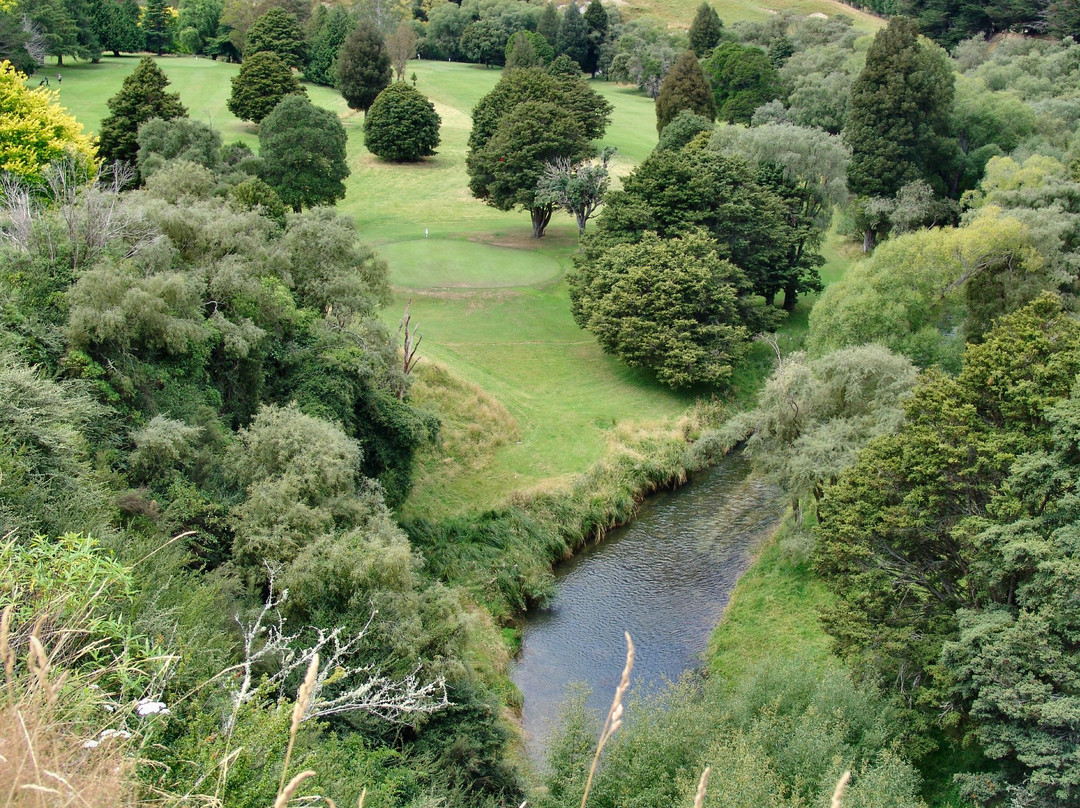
[{"x1": 509, "y1": 454, "x2": 782, "y2": 760}]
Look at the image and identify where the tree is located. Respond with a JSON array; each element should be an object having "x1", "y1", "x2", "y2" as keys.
[
  {"x1": 806, "y1": 207, "x2": 1047, "y2": 366},
  {"x1": 592, "y1": 148, "x2": 797, "y2": 306},
  {"x1": 708, "y1": 122, "x2": 849, "y2": 309},
  {"x1": 728, "y1": 344, "x2": 917, "y2": 516},
  {"x1": 582, "y1": 0, "x2": 608, "y2": 76},
  {"x1": 815, "y1": 294, "x2": 1080, "y2": 804},
  {"x1": 259, "y1": 93, "x2": 349, "y2": 211},
  {"x1": 1046, "y1": 0, "x2": 1080, "y2": 38},
  {"x1": 303, "y1": 6, "x2": 353, "y2": 86},
  {"x1": 467, "y1": 101, "x2": 593, "y2": 238},
  {"x1": 227, "y1": 50, "x2": 304, "y2": 124},
  {"x1": 505, "y1": 31, "x2": 543, "y2": 71},
  {"x1": 386, "y1": 20, "x2": 417, "y2": 81},
  {"x1": 535, "y1": 147, "x2": 614, "y2": 234},
  {"x1": 569, "y1": 230, "x2": 753, "y2": 388},
  {"x1": 467, "y1": 66, "x2": 612, "y2": 155},
  {"x1": 337, "y1": 20, "x2": 390, "y2": 114},
  {"x1": 0, "y1": 11, "x2": 41, "y2": 75},
  {"x1": 702, "y1": 40, "x2": 780, "y2": 124},
  {"x1": 460, "y1": 19, "x2": 506, "y2": 67},
  {"x1": 176, "y1": 0, "x2": 221, "y2": 56},
  {"x1": 89, "y1": 0, "x2": 142, "y2": 56},
  {"x1": 98, "y1": 57, "x2": 187, "y2": 170},
  {"x1": 655, "y1": 49, "x2": 715, "y2": 134},
  {"x1": 655, "y1": 109, "x2": 713, "y2": 152},
  {"x1": 244, "y1": 6, "x2": 306, "y2": 68},
  {"x1": 556, "y1": 2, "x2": 588, "y2": 68},
  {"x1": 844, "y1": 16, "x2": 957, "y2": 244},
  {"x1": 137, "y1": 116, "x2": 223, "y2": 178},
  {"x1": 0, "y1": 61, "x2": 97, "y2": 183},
  {"x1": 27, "y1": 0, "x2": 90, "y2": 66},
  {"x1": 363, "y1": 82, "x2": 440, "y2": 162},
  {"x1": 688, "y1": 2, "x2": 722, "y2": 57},
  {"x1": 142, "y1": 0, "x2": 175, "y2": 55},
  {"x1": 467, "y1": 67, "x2": 611, "y2": 237},
  {"x1": 537, "y1": 2, "x2": 560, "y2": 48}
]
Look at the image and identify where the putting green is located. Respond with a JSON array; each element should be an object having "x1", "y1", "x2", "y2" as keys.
[{"x1": 380, "y1": 239, "x2": 563, "y2": 289}]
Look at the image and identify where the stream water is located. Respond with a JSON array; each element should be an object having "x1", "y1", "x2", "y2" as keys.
[{"x1": 509, "y1": 454, "x2": 783, "y2": 760}]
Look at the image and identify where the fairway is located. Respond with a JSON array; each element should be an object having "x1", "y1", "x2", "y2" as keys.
[{"x1": 381, "y1": 239, "x2": 564, "y2": 288}]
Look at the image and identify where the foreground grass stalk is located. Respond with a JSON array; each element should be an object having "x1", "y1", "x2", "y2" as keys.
[{"x1": 579, "y1": 631, "x2": 634, "y2": 808}]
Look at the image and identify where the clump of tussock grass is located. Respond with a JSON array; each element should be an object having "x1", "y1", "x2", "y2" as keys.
[{"x1": 0, "y1": 605, "x2": 138, "y2": 808}]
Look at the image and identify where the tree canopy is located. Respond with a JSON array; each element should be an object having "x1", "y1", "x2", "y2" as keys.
[
  {"x1": 816, "y1": 294, "x2": 1080, "y2": 806},
  {"x1": 702, "y1": 40, "x2": 780, "y2": 124},
  {"x1": 688, "y1": 2, "x2": 723, "y2": 57},
  {"x1": 337, "y1": 20, "x2": 391, "y2": 113},
  {"x1": 98, "y1": 56, "x2": 187, "y2": 171},
  {"x1": 0, "y1": 61, "x2": 97, "y2": 182},
  {"x1": 466, "y1": 66, "x2": 612, "y2": 237},
  {"x1": 655, "y1": 49, "x2": 715, "y2": 134},
  {"x1": 844, "y1": 17, "x2": 956, "y2": 202},
  {"x1": 363, "y1": 82, "x2": 441, "y2": 162},
  {"x1": 244, "y1": 6, "x2": 306, "y2": 68},
  {"x1": 569, "y1": 230, "x2": 754, "y2": 388},
  {"x1": 227, "y1": 50, "x2": 304, "y2": 124},
  {"x1": 259, "y1": 93, "x2": 349, "y2": 212}
]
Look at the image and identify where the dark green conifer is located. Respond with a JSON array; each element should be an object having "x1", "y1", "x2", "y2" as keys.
[
  {"x1": 688, "y1": 3, "x2": 722, "y2": 57},
  {"x1": 98, "y1": 56, "x2": 187, "y2": 170},
  {"x1": 655, "y1": 49, "x2": 716, "y2": 134}
]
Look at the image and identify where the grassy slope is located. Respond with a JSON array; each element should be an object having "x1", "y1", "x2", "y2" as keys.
[{"x1": 626, "y1": 0, "x2": 883, "y2": 27}]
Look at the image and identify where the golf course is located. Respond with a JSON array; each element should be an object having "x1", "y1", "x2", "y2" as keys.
[{"x1": 38, "y1": 49, "x2": 863, "y2": 520}]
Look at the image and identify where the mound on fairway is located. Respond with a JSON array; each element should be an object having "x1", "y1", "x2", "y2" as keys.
[{"x1": 381, "y1": 239, "x2": 563, "y2": 288}]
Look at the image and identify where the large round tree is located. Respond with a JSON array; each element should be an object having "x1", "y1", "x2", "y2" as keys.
[
  {"x1": 337, "y1": 20, "x2": 391, "y2": 114},
  {"x1": 569, "y1": 230, "x2": 753, "y2": 388},
  {"x1": 98, "y1": 56, "x2": 187, "y2": 170},
  {"x1": 363, "y1": 83, "x2": 441, "y2": 162},
  {"x1": 227, "y1": 50, "x2": 304, "y2": 124},
  {"x1": 259, "y1": 94, "x2": 349, "y2": 212}
]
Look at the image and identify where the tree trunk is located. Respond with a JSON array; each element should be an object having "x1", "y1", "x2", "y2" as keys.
[
  {"x1": 57, "y1": 54, "x2": 64, "y2": 66},
  {"x1": 531, "y1": 205, "x2": 553, "y2": 238},
  {"x1": 863, "y1": 226, "x2": 876, "y2": 253},
  {"x1": 576, "y1": 211, "x2": 587, "y2": 235},
  {"x1": 782, "y1": 279, "x2": 798, "y2": 312}
]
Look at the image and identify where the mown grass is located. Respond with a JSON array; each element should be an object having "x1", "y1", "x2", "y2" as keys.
[{"x1": 623, "y1": 0, "x2": 884, "y2": 30}]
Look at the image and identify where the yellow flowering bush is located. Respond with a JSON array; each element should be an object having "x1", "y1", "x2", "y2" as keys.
[{"x1": 0, "y1": 60, "x2": 97, "y2": 182}]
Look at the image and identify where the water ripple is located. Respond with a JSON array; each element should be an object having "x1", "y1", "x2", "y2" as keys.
[{"x1": 510, "y1": 454, "x2": 782, "y2": 759}]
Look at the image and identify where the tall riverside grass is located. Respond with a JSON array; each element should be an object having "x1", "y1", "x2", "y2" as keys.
[{"x1": 403, "y1": 400, "x2": 739, "y2": 618}]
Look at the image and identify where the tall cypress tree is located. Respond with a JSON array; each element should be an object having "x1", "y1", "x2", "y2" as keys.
[
  {"x1": 655, "y1": 49, "x2": 716, "y2": 134},
  {"x1": 142, "y1": 0, "x2": 175, "y2": 55},
  {"x1": 98, "y1": 57, "x2": 187, "y2": 171},
  {"x1": 844, "y1": 16, "x2": 955, "y2": 201},
  {"x1": 537, "y1": 2, "x2": 560, "y2": 48},
  {"x1": 337, "y1": 20, "x2": 390, "y2": 114},
  {"x1": 556, "y1": 3, "x2": 588, "y2": 68},
  {"x1": 582, "y1": 0, "x2": 608, "y2": 76},
  {"x1": 688, "y1": 3, "x2": 722, "y2": 57}
]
